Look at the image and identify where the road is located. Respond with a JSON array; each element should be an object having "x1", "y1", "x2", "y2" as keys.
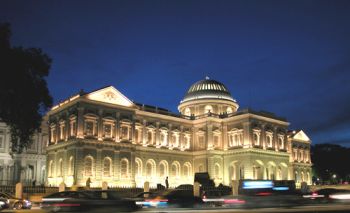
[{"x1": 2, "y1": 203, "x2": 350, "y2": 213}]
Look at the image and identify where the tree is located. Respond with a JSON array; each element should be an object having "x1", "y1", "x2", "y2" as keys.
[
  {"x1": 0, "y1": 23, "x2": 53, "y2": 153},
  {"x1": 311, "y1": 143, "x2": 350, "y2": 183}
]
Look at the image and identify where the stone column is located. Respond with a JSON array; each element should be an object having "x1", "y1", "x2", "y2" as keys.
[
  {"x1": 222, "y1": 124, "x2": 228, "y2": 150},
  {"x1": 193, "y1": 182, "x2": 200, "y2": 197},
  {"x1": 97, "y1": 109, "x2": 103, "y2": 141},
  {"x1": 232, "y1": 180, "x2": 239, "y2": 196},
  {"x1": 131, "y1": 116, "x2": 136, "y2": 144},
  {"x1": 115, "y1": 112, "x2": 120, "y2": 142},
  {"x1": 142, "y1": 119, "x2": 147, "y2": 145},
  {"x1": 207, "y1": 123, "x2": 213, "y2": 150},
  {"x1": 155, "y1": 122, "x2": 160, "y2": 146},
  {"x1": 65, "y1": 111, "x2": 70, "y2": 141},
  {"x1": 243, "y1": 121, "x2": 250, "y2": 148},
  {"x1": 77, "y1": 107, "x2": 85, "y2": 138}
]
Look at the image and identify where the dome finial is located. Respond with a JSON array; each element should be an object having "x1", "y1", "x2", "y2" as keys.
[{"x1": 205, "y1": 76, "x2": 210, "y2": 80}]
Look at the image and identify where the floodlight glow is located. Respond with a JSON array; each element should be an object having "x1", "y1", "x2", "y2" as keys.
[
  {"x1": 330, "y1": 194, "x2": 350, "y2": 200},
  {"x1": 242, "y1": 181, "x2": 273, "y2": 189}
]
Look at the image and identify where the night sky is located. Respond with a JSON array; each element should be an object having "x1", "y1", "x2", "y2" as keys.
[{"x1": 1, "y1": 0, "x2": 350, "y2": 146}]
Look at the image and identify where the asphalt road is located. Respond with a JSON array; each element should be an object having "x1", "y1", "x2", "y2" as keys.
[{"x1": 2, "y1": 204, "x2": 350, "y2": 213}]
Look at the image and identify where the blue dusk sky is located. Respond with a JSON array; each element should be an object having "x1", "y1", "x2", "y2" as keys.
[{"x1": 1, "y1": 0, "x2": 350, "y2": 146}]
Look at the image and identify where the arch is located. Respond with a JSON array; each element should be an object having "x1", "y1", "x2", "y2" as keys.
[
  {"x1": 184, "y1": 107, "x2": 191, "y2": 116},
  {"x1": 103, "y1": 157, "x2": 112, "y2": 177},
  {"x1": 171, "y1": 161, "x2": 181, "y2": 178},
  {"x1": 68, "y1": 156, "x2": 74, "y2": 176},
  {"x1": 145, "y1": 159, "x2": 156, "y2": 177},
  {"x1": 214, "y1": 163, "x2": 220, "y2": 178},
  {"x1": 120, "y1": 158, "x2": 129, "y2": 178},
  {"x1": 198, "y1": 164, "x2": 204, "y2": 172},
  {"x1": 84, "y1": 156, "x2": 94, "y2": 176},
  {"x1": 204, "y1": 105, "x2": 213, "y2": 113},
  {"x1": 58, "y1": 158, "x2": 63, "y2": 177},
  {"x1": 159, "y1": 160, "x2": 168, "y2": 178},
  {"x1": 49, "y1": 160, "x2": 54, "y2": 177},
  {"x1": 135, "y1": 158, "x2": 142, "y2": 177},
  {"x1": 226, "y1": 107, "x2": 233, "y2": 114},
  {"x1": 183, "y1": 162, "x2": 192, "y2": 178}
]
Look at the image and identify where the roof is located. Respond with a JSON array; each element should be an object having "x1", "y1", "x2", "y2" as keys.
[{"x1": 181, "y1": 78, "x2": 236, "y2": 103}]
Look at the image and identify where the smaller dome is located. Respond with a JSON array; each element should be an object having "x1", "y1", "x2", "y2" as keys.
[{"x1": 181, "y1": 77, "x2": 236, "y2": 103}]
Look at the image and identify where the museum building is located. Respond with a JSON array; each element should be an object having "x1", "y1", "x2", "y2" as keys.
[{"x1": 46, "y1": 78, "x2": 312, "y2": 187}]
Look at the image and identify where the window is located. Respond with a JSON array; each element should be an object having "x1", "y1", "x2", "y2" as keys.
[
  {"x1": 183, "y1": 163, "x2": 191, "y2": 178},
  {"x1": 214, "y1": 135, "x2": 220, "y2": 147},
  {"x1": 185, "y1": 136, "x2": 190, "y2": 149},
  {"x1": 198, "y1": 165, "x2": 204, "y2": 172},
  {"x1": 159, "y1": 162, "x2": 167, "y2": 177},
  {"x1": 70, "y1": 120, "x2": 76, "y2": 137},
  {"x1": 198, "y1": 135, "x2": 205, "y2": 149},
  {"x1": 184, "y1": 107, "x2": 191, "y2": 116},
  {"x1": 0, "y1": 135, "x2": 4, "y2": 148},
  {"x1": 120, "y1": 159, "x2": 128, "y2": 178},
  {"x1": 49, "y1": 160, "x2": 54, "y2": 177},
  {"x1": 214, "y1": 164, "x2": 220, "y2": 178},
  {"x1": 85, "y1": 121, "x2": 94, "y2": 136},
  {"x1": 135, "y1": 158, "x2": 142, "y2": 177},
  {"x1": 84, "y1": 156, "x2": 93, "y2": 176},
  {"x1": 58, "y1": 159, "x2": 63, "y2": 177},
  {"x1": 146, "y1": 161, "x2": 154, "y2": 177},
  {"x1": 104, "y1": 124, "x2": 112, "y2": 138},
  {"x1": 266, "y1": 134, "x2": 273, "y2": 148},
  {"x1": 171, "y1": 163, "x2": 180, "y2": 177},
  {"x1": 278, "y1": 137, "x2": 284, "y2": 149},
  {"x1": 226, "y1": 107, "x2": 233, "y2": 114},
  {"x1": 68, "y1": 157, "x2": 74, "y2": 176},
  {"x1": 147, "y1": 131, "x2": 153, "y2": 144},
  {"x1": 121, "y1": 126, "x2": 129, "y2": 140},
  {"x1": 253, "y1": 133, "x2": 259, "y2": 146},
  {"x1": 135, "y1": 129, "x2": 140, "y2": 143},
  {"x1": 204, "y1": 105, "x2": 213, "y2": 113},
  {"x1": 103, "y1": 158, "x2": 112, "y2": 177}
]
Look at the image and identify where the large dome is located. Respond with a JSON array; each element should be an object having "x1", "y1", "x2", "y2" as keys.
[{"x1": 181, "y1": 77, "x2": 236, "y2": 103}]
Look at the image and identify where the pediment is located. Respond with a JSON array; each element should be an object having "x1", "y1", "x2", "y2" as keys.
[
  {"x1": 85, "y1": 86, "x2": 134, "y2": 107},
  {"x1": 293, "y1": 130, "x2": 310, "y2": 142}
]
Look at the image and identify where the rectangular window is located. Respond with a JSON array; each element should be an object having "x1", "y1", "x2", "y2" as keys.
[
  {"x1": 198, "y1": 135, "x2": 205, "y2": 149},
  {"x1": 0, "y1": 136, "x2": 4, "y2": 148},
  {"x1": 104, "y1": 124, "x2": 112, "y2": 138},
  {"x1": 86, "y1": 121, "x2": 94, "y2": 136}
]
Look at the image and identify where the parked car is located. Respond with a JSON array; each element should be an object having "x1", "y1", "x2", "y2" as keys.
[
  {"x1": 41, "y1": 190, "x2": 139, "y2": 212},
  {"x1": 0, "y1": 192, "x2": 31, "y2": 210},
  {"x1": 0, "y1": 197, "x2": 10, "y2": 210}
]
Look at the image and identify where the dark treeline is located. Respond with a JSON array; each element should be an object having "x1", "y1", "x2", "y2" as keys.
[{"x1": 311, "y1": 143, "x2": 350, "y2": 184}]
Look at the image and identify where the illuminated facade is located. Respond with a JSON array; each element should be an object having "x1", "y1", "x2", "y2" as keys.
[
  {"x1": 0, "y1": 120, "x2": 47, "y2": 185},
  {"x1": 46, "y1": 78, "x2": 312, "y2": 187}
]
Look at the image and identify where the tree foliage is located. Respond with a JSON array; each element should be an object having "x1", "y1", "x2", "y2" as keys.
[
  {"x1": 311, "y1": 143, "x2": 350, "y2": 182},
  {"x1": 0, "y1": 23, "x2": 53, "y2": 153}
]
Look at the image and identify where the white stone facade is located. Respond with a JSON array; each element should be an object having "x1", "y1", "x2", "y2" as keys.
[
  {"x1": 0, "y1": 121, "x2": 47, "y2": 185},
  {"x1": 46, "y1": 79, "x2": 312, "y2": 187}
]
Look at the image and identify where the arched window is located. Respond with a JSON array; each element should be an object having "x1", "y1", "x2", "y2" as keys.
[
  {"x1": 159, "y1": 161, "x2": 168, "y2": 178},
  {"x1": 253, "y1": 133, "x2": 259, "y2": 146},
  {"x1": 145, "y1": 160, "x2": 155, "y2": 177},
  {"x1": 84, "y1": 156, "x2": 93, "y2": 176},
  {"x1": 204, "y1": 105, "x2": 213, "y2": 113},
  {"x1": 103, "y1": 157, "x2": 112, "y2": 177},
  {"x1": 171, "y1": 162, "x2": 180, "y2": 177},
  {"x1": 58, "y1": 159, "x2": 63, "y2": 177},
  {"x1": 120, "y1": 158, "x2": 129, "y2": 178},
  {"x1": 214, "y1": 164, "x2": 220, "y2": 178},
  {"x1": 279, "y1": 137, "x2": 284, "y2": 149},
  {"x1": 49, "y1": 160, "x2": 54, "y2": 177},
  {"x1": 226, "y1": 107, "x2": 233, "y2": 114},
  {"x1": 135, "y1": 158, "x2": 142, "y2": 177},
  {"x1": 183, "y1": 163, "x2": 191, "y2": 178},
  {"x1": 266, "y1": 135, "x2": 272, "y2": 148},
  {"x1": 68, "y1": 156, "x2": 74, "y2": 176}
]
